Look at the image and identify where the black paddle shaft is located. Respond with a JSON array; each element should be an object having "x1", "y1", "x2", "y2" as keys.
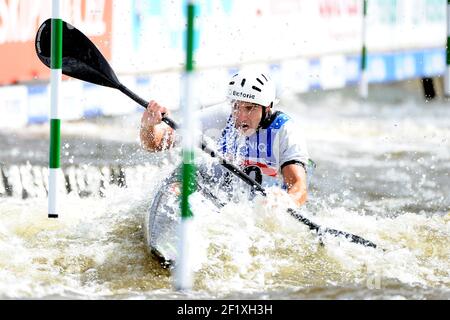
[
  {"x1": 199, "y1": 140, "x2": 377, "y2": 249},
  {"x1": 188, "y1": 134, "x2": 377, "y2": 249}
]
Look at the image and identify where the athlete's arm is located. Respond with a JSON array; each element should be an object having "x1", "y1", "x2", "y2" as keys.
[
  {"x1": 281, "y1": 163, "x2": 308, "y2": 206},
  {"x1": 140, "y1": 101, "x2": 175, "y2": 152},
  {"x1": 140, "y1": 101, "x2": 230, "y2": 152}
]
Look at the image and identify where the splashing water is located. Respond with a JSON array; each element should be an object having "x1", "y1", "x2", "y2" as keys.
[{"x1": 0, "y1": 83, "x2": 449, "y2": 299}]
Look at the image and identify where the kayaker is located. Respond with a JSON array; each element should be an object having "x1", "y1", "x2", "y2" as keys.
[{"x1": 140, "y1": 70, "x2": 310, "y2": 206}]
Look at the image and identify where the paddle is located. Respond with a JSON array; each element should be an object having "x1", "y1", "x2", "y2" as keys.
[
  {"x1": 35, "y1": 19, "x2": 378, "y2": 249},
  {"x1": 35, "y1": 19, "x2": 178, "y2": 130}
]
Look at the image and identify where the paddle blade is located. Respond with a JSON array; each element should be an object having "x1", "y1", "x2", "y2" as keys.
[{"x1": 35, "y1": 19, "x2": 120, "y2": 89}]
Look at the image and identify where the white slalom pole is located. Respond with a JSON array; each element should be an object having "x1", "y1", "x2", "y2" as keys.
[
  {"x1": 175, "y1": 0, "x2": 199, "y2": 291},
  {"x1": 445, "y1": 0, "x2": 450, "y2": 97},
  {"x1": 359, "y1": 0, "x2": 368, "y2": 99},
  {"x1": 48, "y1": 0, "x2": 62, "y2": 219}
]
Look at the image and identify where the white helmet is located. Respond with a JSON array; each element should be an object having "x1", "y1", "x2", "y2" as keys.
[{"x1": 227, "y1": 70, "x2": 276, "y2": 107}]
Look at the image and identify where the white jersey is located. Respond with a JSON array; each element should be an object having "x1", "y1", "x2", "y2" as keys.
[{"x1": 198, "y1": 103, "x2": 310, "y2": 188}]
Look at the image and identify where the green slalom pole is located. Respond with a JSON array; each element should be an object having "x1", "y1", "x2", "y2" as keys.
[
  {"x1": 359, "y1": 0, "x2": 368, "y2": 99},
  {"x1": 175, "y1": 0, "x2": 199, "y2": 291},
  {"x1": 48, "y1": 0, "x2": 62, "y2": 219},
  {"x1": 445, "y1": 0, "x2": 450, "y2": 96}
]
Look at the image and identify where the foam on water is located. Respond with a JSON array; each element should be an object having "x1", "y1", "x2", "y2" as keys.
[{"x1": 0, "y1": 83, "x2": 449, "y2": 299}]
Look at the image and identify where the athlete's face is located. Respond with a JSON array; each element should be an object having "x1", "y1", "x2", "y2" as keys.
[{"x1": 232, "y1": 101, "x2": 264, "y2": 136}]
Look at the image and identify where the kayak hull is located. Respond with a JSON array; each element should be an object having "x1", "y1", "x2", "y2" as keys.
[{"x1": 144, "y1": 168, "x2": 223, "y2": 267}]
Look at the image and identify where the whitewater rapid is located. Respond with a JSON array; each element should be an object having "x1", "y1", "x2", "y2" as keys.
[{"x1": 0, "y1": 82, "x2": 449, "y2": 299}]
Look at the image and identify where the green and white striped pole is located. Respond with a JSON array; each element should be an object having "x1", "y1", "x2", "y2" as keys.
[
  {"x1": 48, "y1": 0, "x2": 62, "y2": 219},
  {"x1": 359, "y1": 0, "x2": 368, "y2": 99},
  {"x1": 445, "y1": 0, "x2": 450, "y2": 96},
  {"x1": 175, "y1": 0, "x2": 199, "y2": 291}
]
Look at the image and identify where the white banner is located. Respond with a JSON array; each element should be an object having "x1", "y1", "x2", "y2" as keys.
[{"x1": 111, "y1": 0, "x2": 446, "y2": 74}]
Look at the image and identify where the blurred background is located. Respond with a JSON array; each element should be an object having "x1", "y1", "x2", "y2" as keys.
[
  {"x1": 0, "y1": 0, "x2": 448, "y2": 299},
  {"x1": 0, "y1": 0, "x2": 446, "y2": 122}
]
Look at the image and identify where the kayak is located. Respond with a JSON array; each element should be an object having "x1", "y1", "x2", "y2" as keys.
[
  {"x1": 144, "y1": 159, "x2": 317, "y2": 267},
  {"x1": 144, "y1": 166, "x2": 224, "y2": 267}
]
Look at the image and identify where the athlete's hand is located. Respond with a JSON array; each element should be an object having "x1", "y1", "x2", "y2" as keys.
[{"x1": 141, "y1": 100, "x2": 169, "y2": 129}]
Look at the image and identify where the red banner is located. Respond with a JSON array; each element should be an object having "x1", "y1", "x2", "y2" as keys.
[{"x1": 0, "y1": 0, "x2": 113, "y2": 85}]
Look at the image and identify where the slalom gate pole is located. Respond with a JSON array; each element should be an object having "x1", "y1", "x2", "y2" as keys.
[
  {"x1": 48, "y1": 0, "x2": 62, "y2": 219},
  {"x1": 175, "y1": 0, "x2": 198, "y2": 291},
  {"x1": 359, "y1": 0, "x2": 368, "y2": 99}
]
